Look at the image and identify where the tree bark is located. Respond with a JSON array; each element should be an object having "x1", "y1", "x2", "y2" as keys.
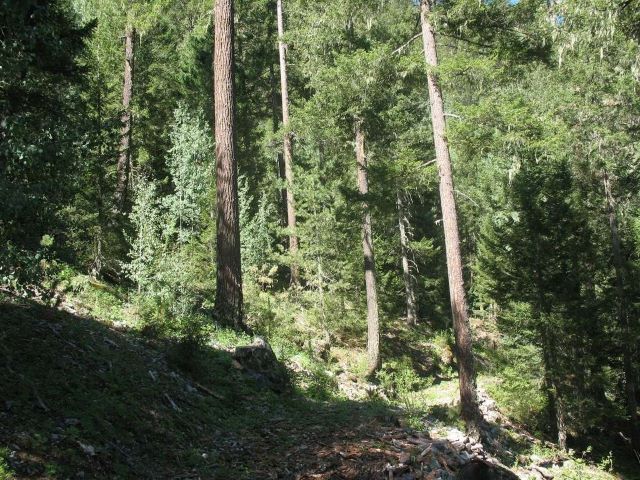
[
  {"x1": 277, "y1": 0, "x2": 300, "y2": 285},
  {"x1": 397, "y1": 191, "x2": 418, "y2": 325},
  {"x1": 269, "y1": 62, "x2": 287, "y2": 228},
  {"x1": 541, "y1": 327, "x2": 568, "y2": 450},
  {"x1": 115, "y1": 25, "x2": 135, "y2": 211},
  {"x1": 213, "y1": 0, "x2": 244, "y2": 329},
  {"x1": 420, "y1": 0, "x2": 479, "y2": 425},
  {"x1": 355, "y1": 119, "x2": 381, "y2": 376},
  {"x1": 603, "y1": 171, "x2": 640, "y2": 452}
]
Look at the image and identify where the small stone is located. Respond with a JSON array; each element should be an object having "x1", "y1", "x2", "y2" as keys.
[
  {"x1": 447, "y1": 429, "x2": 465, "y2": 442},
  {"x1": 78, "y1": 442, "x2": 95, "y2": 456},
  {"x1": 451, "y1": 440, "x2": 465, "y2": 450},
  {"x1": 231, "y1": 359, "x2": 244, "y2": 369}
]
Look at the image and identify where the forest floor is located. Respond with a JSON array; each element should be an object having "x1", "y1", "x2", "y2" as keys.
[{"x1": 0, "y1": 287, "x2": 637, "y2": 480}]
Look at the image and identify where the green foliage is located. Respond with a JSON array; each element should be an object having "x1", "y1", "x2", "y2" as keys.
[
  {"x1": 2, "y1": 0, "x2": 640, "y2": 473},
  {"x1": 0, "y1": 0, "x2": 95, "y2": 263},
  {"x1": 0, "y1": 243, "x2": 53, "y2": 295},
  {"x1": 557, "y1": 453, "x2": 616, "y2": 480},
  {"x1": 377, "y1": 357, "x2": 433, "y2": 402},
  {"x1": 481, "y1": 341, "x2": 546, "y2": 429},
  {"x1": 239, "y1": 176, "x2": 278, "y2": 280},
  {"x1": 124, "y1": 105, "x2": 214, "y2": 342},
  {"x1": 0, "y1": 447, "x2": 12, "y2": 480}
]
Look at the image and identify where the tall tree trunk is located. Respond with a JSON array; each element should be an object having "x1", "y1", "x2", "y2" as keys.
[
  {"x1": 397, "y1": 191, "x2": 418, "y2": 325},
  {"x1": 269, "y1": 62, "x2": 287, "y2": 228},
  {"x1": 603, "y1": 171, "x2": 640, "y2": 452},
  {"x1": 115, "y1": 25, "x2": 135, "y2": 211},
  {"x1": 277, "y1": 0, "x2": 299, "y2": 285},
  {"x1": 213, "y1": 0, "x2": 243, "y2": 329},
  {"x1": 420, "y1": 0, "x2": 479, "y2": 425},
  {"x1": 93, "y1": 72, "x2": 106, "y2": 278},
  {"x1": 355, "y1": 119, "x2": 380, "y2": 376}
]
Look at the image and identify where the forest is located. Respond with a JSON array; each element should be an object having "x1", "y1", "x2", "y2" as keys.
[{"x1": 1, "y1": 0, "x2": 640, "y2": 478}]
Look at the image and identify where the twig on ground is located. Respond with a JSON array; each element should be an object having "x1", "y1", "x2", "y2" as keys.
[
  {"x1": 164, "y1": 393, "x2": 181, "y2": 411},
  {"x1": 193, "y1": 381, "x2": 224, "y2": 400}
]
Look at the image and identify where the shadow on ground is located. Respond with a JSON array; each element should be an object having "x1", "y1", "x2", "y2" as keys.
[{"x1": 0, "y1": 295, "x2": 402, "y2": 479}]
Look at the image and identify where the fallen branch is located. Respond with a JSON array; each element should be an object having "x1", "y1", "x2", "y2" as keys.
[
  {"x1": 193, "y1": 381, "x2": 225, "y2": 400},
  {"x1": 164, "y1": 393, "x2": 181, "y2": 411}
]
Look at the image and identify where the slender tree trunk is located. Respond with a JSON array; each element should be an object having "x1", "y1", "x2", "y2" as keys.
[
  {"x1": 541, "y1": 327, "x2": 568, "y2": 450},
  {"x1": 93, "y1": 72, "x2": 106, "y2": 278},
  {"x1": 115, "y1": 25, "x2": 135, "y2": 210},
  {"x1": 213, "y1": 0, "x2": 243, "y2": 329},
  {"x1": 603, "y1": 171, "x2": 640, "y2": 452},
  {"x1": 269, "y1": 62, "x2": 287, "y2": 228},
  {"x1": 420, "y1": 0, "x2": 479, "y2": 425},
  {"x1": 397, "y1": 191, "x2": 418, "y2": 325},
  {"x1": 277, "y1": 0, "x2": 299, "y2": 285},
  {"x1": 355, "y1": 119, "x2": 380, "y2": 376}
]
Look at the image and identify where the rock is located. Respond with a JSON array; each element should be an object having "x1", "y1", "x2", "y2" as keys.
[
  {"x1": 233, "y1": 337, "x2": 289, "y2": 393},
  {"x1": 451, "y1": 440, "x2": 466, "y2": 450},
  {"x1": 458, "y1": 451, "x2": 472, "y2": 463},
  {"x1": 231, "y1": 359, "x2": 244, "y2": 370},
  {"x1": 308, "y1": 333, "x2": 331, "y2": 361},
  {"x1": 78, "y1": 442, "x2": 95, "y2": 456},
  {"x1": 399, "y1": 452, "x2": 411, "y2": 464},
  {"x1": 431, "y1": 440, "x2": 448, "y2": 452},
  {"x1": 470, "y1": 443, "x2": 483, "y2": 452},
  {"x1": 447, "y1": 429, "x2": 466, "y2": 442}
]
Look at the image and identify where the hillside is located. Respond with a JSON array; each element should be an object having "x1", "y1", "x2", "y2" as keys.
[{"x1": 0, "y1": 288, "x2": 633, "y2": 479}]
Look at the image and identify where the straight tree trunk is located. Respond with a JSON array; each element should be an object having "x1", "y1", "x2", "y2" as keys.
[
  {"x1": 397, "y1": 191, "x2": 418, "y2": 325},
  {"x1": 355, "y1": 119, "x2": 381, "y2": 376},
  {"x1": 420, "y1": 0, "x2": 479, "y2": 425},
  {"x1": 277, "y1": 0, "x2": 299, "y2": 285},
  {"x1": 269, "y1": 62, "x2": 287, "y2": 228},
  {"x1": 603, "y1": 171, "x2": 640, "y2": 452},
  {"x1": 213, "y1": 0, "x2": 243, "y2": 329},
  {"x1": 115, "y1": 25, "x2": 135, "y2": 210}
]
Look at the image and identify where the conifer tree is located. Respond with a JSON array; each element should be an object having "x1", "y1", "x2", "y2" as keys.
[
  {"x1": 276, "y1": 0, "x2": 299, "y2": 285},
  {"x1": 355, "y1": 119, "x2": 381, "y2": 376},
  {"x1": 115, "y1": 24, "x2": 135, "y2": 210},
  {"x1": 397, "y1": 192, "x2": 418, "y2": 325},
  {"x1": 213, "y1": 0, "x2": 244, "y2": 329},
  {"x1": 419, "y1": 0, "x2": 479, "y2": 425}
]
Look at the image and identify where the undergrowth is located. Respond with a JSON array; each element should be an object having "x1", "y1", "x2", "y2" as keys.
[{"x1": 0, "y1": 268, "x2": 635, "y2": 479}]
